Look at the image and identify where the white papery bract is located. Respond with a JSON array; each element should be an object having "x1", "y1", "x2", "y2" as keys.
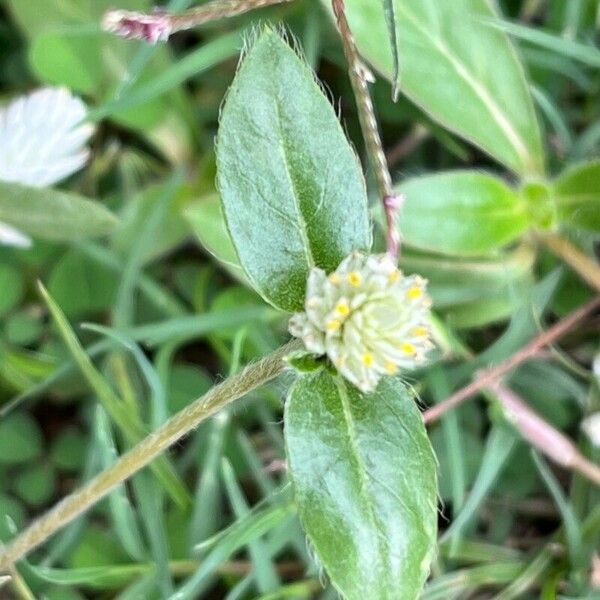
[
  {"x1": 289, "y1": 252, "x2": 434, "y2": 392},
  {"x1": 0, "y1": 87, "x2": 94, "y2": 246}
]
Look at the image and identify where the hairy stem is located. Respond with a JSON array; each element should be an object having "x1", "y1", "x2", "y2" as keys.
[
  {"x1": 0, "y1": 340, "x2": 300, "y2": 572},
  {"x1": 330, "y1": 0, "x2": 401, "y2": 260},
  {"x1": 103, "y1": 0, "x2": 295, "y2": 43},
  {"x1": 423, "y1": 296, "x2": 600, "y2": 424}
]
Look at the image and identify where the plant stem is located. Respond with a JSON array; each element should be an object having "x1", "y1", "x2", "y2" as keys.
[
  {"x1": 330, "y1": 0, "x2": 402, "y2": 260},
  {"x1": 0, "y1": 340, "x2": 300, "y2": 572},
  {"x1": 423, "y1": 295, "x2": 600, "y2": 424},
  {"x1": 103, "y1": 0, "x2": 295, "y2": 43},
  {"x1": 540, "y1": 231, "x2": 600, "y2": 293},
  {"x1": 491, "y1": 383, "x2": 600, "y2": 486}
]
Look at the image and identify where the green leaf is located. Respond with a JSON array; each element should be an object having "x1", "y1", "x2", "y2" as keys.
[
  {"x1": 0, "y1": 265, "x2": 24, "y2": 318},
  {"x1": 216, "y1": 29, "x2": 371, "y2": 312},
  {"x1": 398, "y1": 171, "x2": 530, "y2": 256},
  {"x1": 30, "y1": 29, "x2": 104, "y2": 94},
  {"x1": 50, "y1": 428, "x2": 86, "y2": 472},
  {"x1": 0, "y1": 182, "x2": 118, "y2": 242},
  {"x1": 400, "y1": 244, "x2": 535, "y2": 308},
  {"x1": 48, "y1": 250, "x2": 118, "y2": 318},
  {"x1": 554, "y1": 160, "x2": 600, "y2": 231},
  {"x1": 0, "y1": 413, "x2": 43, "y2": 465},
  {"x1": 184, "y1": 195, "x2": 248, "y2": 284},
  {"x1": 285, "y1": 370, "x2": 437, "y2": 600},
  {"x1": 339, "y1": 0, "x2": 545, "y2": 175},
  {"x1": 14, "y1": 463, "x2": 56, "y2": 506}
]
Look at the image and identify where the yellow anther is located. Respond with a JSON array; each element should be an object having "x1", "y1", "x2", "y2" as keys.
[
  {"x1": 328, "y1": 274, "x2": 341, "y2": 285},
  {"x1": 407, "y1": 286, "x2": 423, "y2": 300},
  {"x1": 362, "y1": 353, "x2": 374, "y2": 367},
  {"x1": 336, "y1": 301, "x2": 350, "y2": 316},
  {"x1": 326, "y1": 319, "x2": 341, "y2": 331},
  {"x1": 348, "y1": 272, "x2": 362, "y2": 286},
  {"x1": 385, "y1": 361, "x2": 398, "y2": 374},
  {"x1": 401, "y1": 342, "x2": 416, "y2": 355},
  {"x1": 412, "y1": 326, "x2": 429, "y2": 337},
  {"x1": 388, "y1": 270, "x2": 400, "y2": 283}
]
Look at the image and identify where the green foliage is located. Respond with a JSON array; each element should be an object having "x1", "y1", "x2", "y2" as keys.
[
  {"x1": 398, "y1": 171, "x2": 530, "y2": 255},
  {"x1": 340, "y1": 0, "x2": 545, "y2": 175},
  {"x1": 285, "y1": 371, "x2": 437, "y2": 599},
  {"x1": 216, "y1": 30, "x2": 371, "y2": 311},
  {"x1": 1, "y1": 1, "x2": 600, "y2": 599},
  {"x1": 0, "y1": 413, "x2": 43, "y2": 465},
  {"x1": 554, "y1": 160, "x2": 600, "y2": 231},
  {"x1": 0, "y1": 183, "x2": 118, "y2": 242}
]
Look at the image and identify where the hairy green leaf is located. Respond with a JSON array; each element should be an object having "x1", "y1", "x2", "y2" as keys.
[
  {"x1": 285, "y1": 370, "x2": 437, "y2": 600},
  {"x1": 398, "y1": 171, "x2": 530, "y2": 256},
  {"x1": 217, "y1": 29, "x2": 371, "y2": 312}
]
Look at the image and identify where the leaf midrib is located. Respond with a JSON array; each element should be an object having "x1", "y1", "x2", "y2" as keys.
[
  {"x1": 273, "y1": 99, "x2": 315, "y2": 269},
  {"x1": 335, "y1": 377, "x2": 391, "y2": 596},
  {"x1": 398, "y1": 3, "x2": 534, "y2": 172}
]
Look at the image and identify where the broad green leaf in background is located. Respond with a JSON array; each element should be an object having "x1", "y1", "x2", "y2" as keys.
[
  {"x1": 553, "y1": 159, "x2": 600, "y2": 231},
  {"x1": 0, "y1": 182, "x2": 118, "y2": 242},
  {"x1": 216, "y1": 29, "x2": 371, "y2": 312},
  {"x1": 339, "y1": 0, "x2": 545, "y2": 176},
  {"x1": 400, "y1": 244, "x2": 535, "y2": 308},
  {"x1": 398, "y1": 171, "x2": 530, "y2": 256},
  {"x1": 285, "y1": 371, "x2": 437, "y2": 600},
  {"x1": 184, "y1": 195, "x2": 248, "y2": 284}
]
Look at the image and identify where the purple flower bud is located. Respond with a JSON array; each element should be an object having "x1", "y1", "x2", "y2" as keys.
[{"x1": 102, "y1": 10, "x2": 172, "y2": 44}]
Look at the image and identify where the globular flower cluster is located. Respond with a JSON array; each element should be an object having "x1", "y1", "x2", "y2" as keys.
[{"x1": 289, "y1": 252, "x2": 434, "y2": 392}]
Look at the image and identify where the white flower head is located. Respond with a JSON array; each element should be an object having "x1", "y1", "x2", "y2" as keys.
[
  {"x1": 0, "y1": 87, "x2": 94, "y2": 247},
  {"x1": 0, "y1": 87, "x2": 93, "y2": 188},
  {"x1": 289, "y1": 252, "x2": 434, "y2": 392}
]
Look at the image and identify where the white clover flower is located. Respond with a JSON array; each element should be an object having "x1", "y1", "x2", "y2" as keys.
[
  {"x1": 289, "y1": 252, "x2": 434, "y2": 392},
  {"x1": 0, "y1": 87, "x2": 94, "y2": 247}
]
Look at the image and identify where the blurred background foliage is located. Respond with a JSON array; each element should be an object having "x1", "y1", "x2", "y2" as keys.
[{"x1": 0, "y1": 0, "x2": 600, "y2": 598}]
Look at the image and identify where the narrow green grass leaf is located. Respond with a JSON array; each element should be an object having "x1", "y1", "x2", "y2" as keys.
[
  {"x1": 221, "y1": 459, "x2": 280, "y2": 593},
  {"x1": 90, "y1": 31, "x2": 241, "y2": 121},
  {"x1": 173, "y1": 499, "x2": 294, "y2": 599},
  {"x1": 532, "y1": 452, "x2": 584, "y2": 568},
  {"x1": 94, "y1": 407, "x2": 146, "y2": 562},
  {"x1": 485, "y1": 18, "x2": 600, "y2": 68},
  {"x1": 442, "y1": 425, "x2": 517, "y2": 544},
  {"x1": 382, "y1": 0, "x2": 401, "y2": 100},
  {"x1": 38, "y1": 284, "x2": 191, "y2": 508}
]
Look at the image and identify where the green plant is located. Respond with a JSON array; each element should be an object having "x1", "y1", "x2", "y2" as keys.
[{"x1": 1, "y1": 1, "x2": 600, "y2": 599}]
